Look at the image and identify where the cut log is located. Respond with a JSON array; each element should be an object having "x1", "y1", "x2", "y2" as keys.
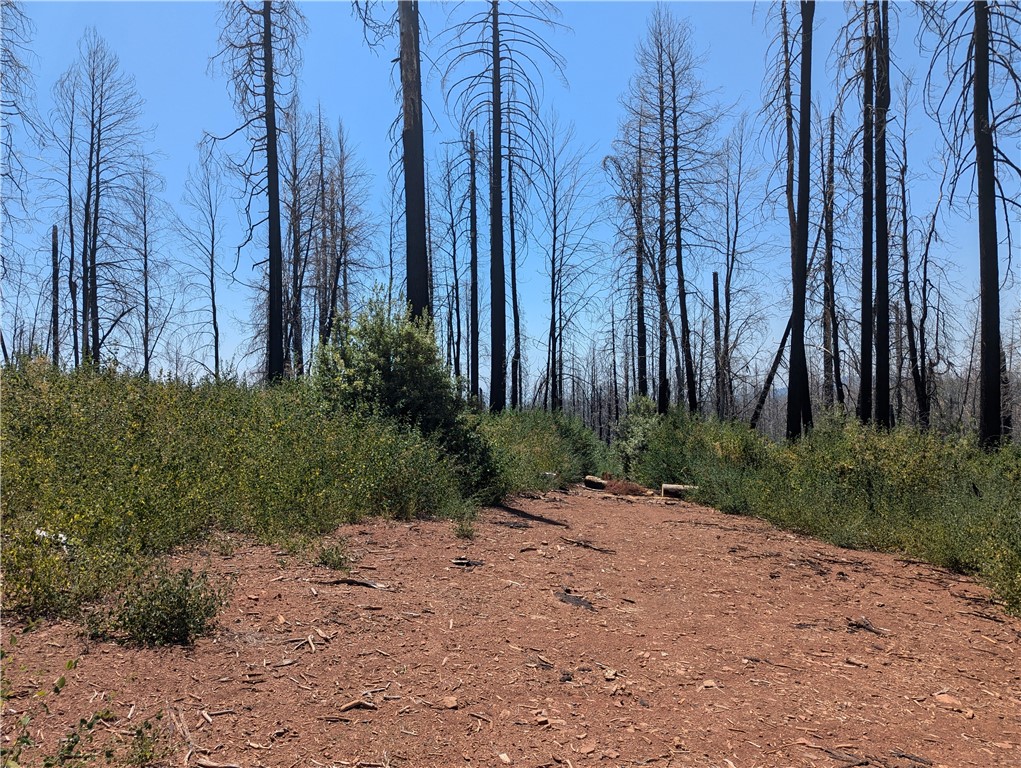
[
  {"x1": 661, "y1": 484, "x2": 698, "y2": 499},
  {"x1": 583, "y1": 475, "x2": 607, "y2": 489}
]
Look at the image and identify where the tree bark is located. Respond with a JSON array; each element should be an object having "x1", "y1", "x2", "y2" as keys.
[
  {"x1": 874, "y1": 0, "x2": 892, "y2": 427},
  {"x1": 786, "y1": 0, "x2": 814, "y2": 440},
  {"x1": 400, "y1": 0, "x2": 429, "y2": 320},
  {"x1": 973, "y1": 0, "x2": 1002, "y2": 447},
  {"x1": 489, "y1": 0, "x2": 506, "y2": 411},
  {"x1": 469, "y1": 130, "x2": 480, "y2": 402},
  {"x1": 509, "y1": 150, "x2": 521, "y2": 409},
  {"x1": 635, "y1": 120, "x2": 649, "y2": 399},
  {"x1": 263, "y1": 0, "x2": 285, "y2": 381},
  {"x1": 859, "y1": 4, "x2": 874, "y2": 423}
]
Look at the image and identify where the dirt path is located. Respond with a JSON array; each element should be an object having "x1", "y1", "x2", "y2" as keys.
[{"x1": 3, "y1": 488, "x2": 1020, "y2": 767}]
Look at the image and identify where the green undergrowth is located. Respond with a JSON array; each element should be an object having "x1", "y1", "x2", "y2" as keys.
[
  {"x1": 481, "y1": 408, "x2": 611, "y2": 493},
  {"x1": 2, "y1": 316, "x2": 597, "y2": 622},
  {"x1": 620, "y1": 404, "x2": 1021, "y2": 614},
  {"x1": 1, "y1": 361, "x2": 468, "y2": 619}
]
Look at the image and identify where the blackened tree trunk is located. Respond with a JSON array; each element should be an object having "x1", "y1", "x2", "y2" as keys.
[
  {"x1": 635, "y1": 122, "x2": 649, "y2": 399},
  {"x1": 400, "y1": 0, "x2": 429, "y2": 320},
  {"x1": 900, "y1": 135, "x2": 929, "y2": 427},
  {"x1": 489, "y1": 0, "x2": 506, "y2": 411},
  {"x1": 509, "y1": 150, "x2": 521, "y2": 409},
  {"x1": 786, "y1": 0, "x2": 814, "y2": 440},
  {"x1": 973, "y1": 0, "x2": 1001, "y2": 446},
  {"x1": 713, "y1": 270, "x2": 724, "y2": 419},
  {"x1": 859, "y1": 5, "x2": 874, "y2": 423},
  {"x1": 874, "y1": 0, "x2": 892, "y2": 427},
  {"x1": 263, "y1": 0, "x2": 285, "y2": 381},
  {"x1": 469, "y1": 130, "x2": 480, "y2": 401},
  {"x1": 822, "y1": 115, "x2": 836, "y2": 408},
  {"x1": 51, "y1": 224, "x2": 59, "y2": 365},
  {"x1": 673, "y1": 141, "x2": 696, "y2": 414},
  {"x1": 656, "y1": 46, "x2": 670, "y2": 415}
]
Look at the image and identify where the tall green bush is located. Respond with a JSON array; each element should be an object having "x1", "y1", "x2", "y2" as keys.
[{"x1": 312, "y1": 300, "x2": 501, "y2": 502}]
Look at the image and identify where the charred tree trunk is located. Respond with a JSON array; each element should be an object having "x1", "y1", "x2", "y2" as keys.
[
  {"x1": 400, "y1": 0, "x2": 429, "y2": 320},
  {"x1": 859, "y1": 6, "x2": 875, "y2": 423},
  {"x1": 635, "y1": 123, "x2": 649, "y2": 399},
  {"x1": 822, "y1": 113, "x2": 845, "y2": 408},
  {"x1": 786, "y1": 0, "x2": 814, "y2": 440},
  {"x1": 263, "y1": 0, "x2": 285, "y2": 381},
  {"x1": 509, "y1": 150, "x2": 521, "y2": 409},
  {"x1": 874, "y1": 0, "x2": 892, "y2": 427},
  {"x1": 469, "y1": 130, "x2": 480, "y2": 402},
  {"x1": 489, "y1": 0, "x2": 506, "y2": 411},
  {"x1": 973, "y1": 0, "x2": 1002, "y2": 447}
]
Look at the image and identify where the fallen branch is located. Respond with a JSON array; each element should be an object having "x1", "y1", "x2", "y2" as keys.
[
  {"x1": 313, "y1": 577, "x2": 389, "y2": 590},
  {"x1": 560, "y1": 537, "x2": 616, "y2": 555},
  {"x1": 338, "y1": 699, "x2": 378, "y2": 713}
]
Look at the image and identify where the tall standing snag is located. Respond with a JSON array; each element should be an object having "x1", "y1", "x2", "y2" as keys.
[
  {"x1": 399, "y1": 0, "x2": 429, "y2": 320},
  {"x1": 786, "y1": 0, "x2": 815, "y2": 440},
  {"x1": 212, "y1": 0, "x2": 307, "y2": 382},
  {"x1": 442, "y1": 0, "x2": 565, "y2": 410},
  {"x1": 922, "y1": 0, "x2": 1021, "y2": 446}
]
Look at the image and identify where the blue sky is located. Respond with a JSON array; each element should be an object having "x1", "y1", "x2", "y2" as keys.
[{"x1": 9, "y1": 0, "x2": 1016, "y2": 380}]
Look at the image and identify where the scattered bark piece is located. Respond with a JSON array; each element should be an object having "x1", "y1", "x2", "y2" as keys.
[
  {"x1": 555, "y1": 590, "x2": 595, "y2": 611},
  {"x1": 194, "y1": 760, "x2": 242, "y2": 768},
  {"x1": 890, "y1": 750, "x2": 933, "y2": 765},
  {"x1": 560, "y1": 537, "x2": 616, "y2": 555},
  {"x1": 441, "y1": 696, "x2": 459, "y2": 709},
  {"x1": 847, "y1": 616, "x2": 890, "y2": 635},
  {"x1": 312, "y1": 577, "x2": 389, "y2": 590},
  {"x1": 338, "y1": 699, "x2": 378, "y2": 713}
]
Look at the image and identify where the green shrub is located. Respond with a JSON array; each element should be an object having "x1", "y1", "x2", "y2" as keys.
[
  {"x1": 109, "y1": 568, "x2": 224, "y2": 647},
  {"x1": 1, "y1": 360, "x2": 469, "y2": 620},
  {"x1": 317, "y1": 542, "x2": 350, "y2": 571},
  {"x1": 481, "y1": 409, "x2": 609, "y2": 494},
  {"x1": 620, "y1": 407, "x2": 1021, "y2": 614},
  {"x1": 613, "y1": 397, "x2": 659, "y2": 478},
  {"x1": 313, "y1": 299, "x2": 501, "y2": 503}
]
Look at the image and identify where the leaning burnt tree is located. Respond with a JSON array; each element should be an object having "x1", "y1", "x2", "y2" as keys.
[
  {"x1": 212, "y1": 0, "x2": 306, "y2": 382},
  {"x1": 922, "y1": 0, "x2": 1021, "y2": 446}
]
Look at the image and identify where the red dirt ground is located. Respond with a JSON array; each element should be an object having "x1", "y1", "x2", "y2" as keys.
[{"x1": 3, "y1": 488, "x2": 1020, "y2": 768}]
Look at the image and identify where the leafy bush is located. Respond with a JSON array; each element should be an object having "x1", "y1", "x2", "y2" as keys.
[
  {"x1": 1, "y1": 360, "x2": 469, "y2": 619},
  {"x1": 313, "y1": 300, "x2": 502, "y2": 502},
  {"x1": 482, "y1": 409, "x2": 610, "y2": 493},
  {"x1": 317, "y1": 542, "x2": 350, "y2": 571},
  {"x1": 107, "y1": 568, "x2": 224, "y2": 647},
  {"x1": 613, "y1": 397, "x2": 659, "y2": 478}
]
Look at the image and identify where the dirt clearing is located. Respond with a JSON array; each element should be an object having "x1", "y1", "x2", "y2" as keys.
[{"x1": 3, "y1": 488, "x2": 1019, "y2": 767}]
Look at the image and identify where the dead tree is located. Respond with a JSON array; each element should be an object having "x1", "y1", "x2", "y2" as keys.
[{"x1": 211, "y1": 0, "x2": 307, "y2": 381}]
